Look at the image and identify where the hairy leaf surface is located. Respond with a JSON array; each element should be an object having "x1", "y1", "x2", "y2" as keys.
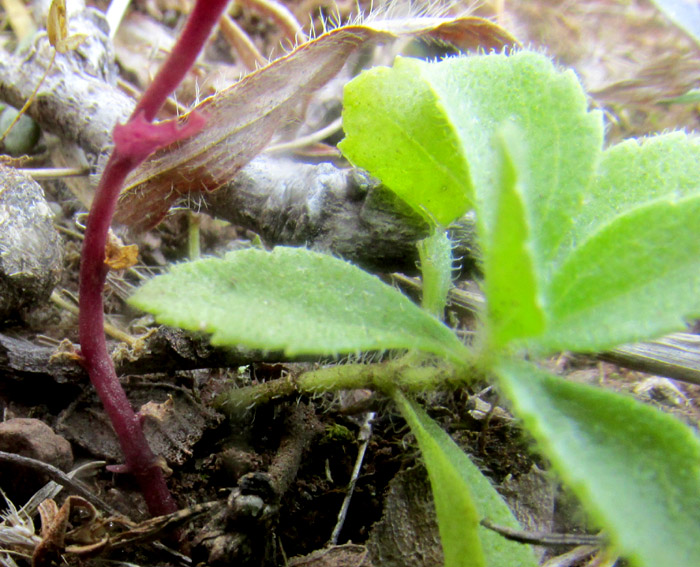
[
  {"x1": 572, "y1": 133, "x2": 700, "y2": 245},
  {"x1": 415, "y1": 52, "x2": 603, "y2": 279},
  {"x1": 339, "y1": 51, "x2": 603, "y2": 345},
  {"x1": 394, "y1": 392, "x2": 538, "y2": 567},
  {"x1": 497, "y1": 359, "x2": 700, "y2": 567},
  {"x1": 539, "y1": 193, "x2": 700, "y2": 352},
  {"x1": 340, "y1": 58, "x2": 472, "y2": 226},
  {"x1": 129, "y1": 247, "x2": 468, "y2": 361},
  {"x1": 482, "y1": 129, "x2": 545, "y2": 347}
]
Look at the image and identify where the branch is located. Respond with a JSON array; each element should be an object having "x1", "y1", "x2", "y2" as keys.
[
  {"x1": 0, "y1": 450, "x2": 118, "y2": 515},
  {"x1": 0, "y1": 20, "x2": 479, "y2": 273},
  {"x1": 201, "y1": 156, "x2": 479, "y2": 274},
  {"x1": 0, "y1": 328, "x2": 315, "y2": 385},
  {"x1": 0, "y1": 7, "x2": 131, "y2": 156}
]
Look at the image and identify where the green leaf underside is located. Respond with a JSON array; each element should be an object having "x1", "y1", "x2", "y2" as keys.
[
  {"x1": 538, "y1": 193, "x2": 700, "y2": 352},
  {"x1": 339, "y1": 58, "x2": 472, "y2": 226},
  {"x1": 496, "y1": 359, "x2": 700, "y2": 567},
  {"x1": 394, "y1": 392, "x2": 538, "y2": 567},
  {"x1": 483, "y1": 129, "x2": 545, "y2": 347},
  {"x1": 417, "y1": 52, "x2": 604, "y2": 282},
  {"x1": 129, "y1": 247, "x2": 468, "y2": 362}
]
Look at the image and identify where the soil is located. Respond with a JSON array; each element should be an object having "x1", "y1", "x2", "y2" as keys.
[{"x1": 2, "y1": 1, "x2": 700, "y2": 567}]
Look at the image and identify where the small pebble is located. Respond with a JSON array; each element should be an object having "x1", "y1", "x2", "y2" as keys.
[
  {"x1": 0, "y1": 107, "x2": 41, "y2": 156},
  {"x1": 0, "y1": 417, "x2": 73, "y2": 501}
]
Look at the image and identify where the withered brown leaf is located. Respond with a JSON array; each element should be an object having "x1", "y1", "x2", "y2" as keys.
[{"x1": 114, "y1": 16, "x2": 517, "y2": 231}]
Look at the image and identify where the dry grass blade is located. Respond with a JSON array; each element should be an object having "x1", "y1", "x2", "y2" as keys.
[
  {"x1": 114, "y1": 16, "x2": 516, "y2": 231},
  {"x1": 0, "y1": 489, "x2": 39, "y2": 552},
  {"x1": 1, "y1": 0, "x2": 35, "y2": 41}
]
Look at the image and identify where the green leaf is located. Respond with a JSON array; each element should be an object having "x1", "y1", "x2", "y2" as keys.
[
  {"x1": 659, "y1": 89, "x2": 700, "y2": 104},
  {"x1": 394, "y1": 392, "x2": 538, "y2": 567},
  {"x1": 496, "y1": 359, "x2": 700, "y2": 567},
  {"x1": 129, "y1": 247, "x2": 468, "y2": 362},
  {"x1": 418, "y1": 51, "x2": 604, "y2": 280},
  {"x1": 571, "y1": 133, "x2": 700, "y2": 246},
  {"x1": 538, "y1": 193, "x2": 700, "y2": 352},
  {"x1": 482, "y1": 127, "x2": 545, "y2": 347},
  {"x1": 531, "y1": 133, "x2": 700, "y2": 352},
  {"x1": 339, "y1": 57, "x2": 472, "y2": 226},
  {"x1": 340, "y1": 51, "x2": 604, "y2": 349}
]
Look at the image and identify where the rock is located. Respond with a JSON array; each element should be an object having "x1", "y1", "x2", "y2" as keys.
[
  {"x1": 0, "y1": 165, "x2": 63, "y2": 320},
  {"x1": 0, "y1": 106, "x2": 41, "y2": 156},
  {"x1": 0, "y1": 418, "x2": 73, "y2": 501}
]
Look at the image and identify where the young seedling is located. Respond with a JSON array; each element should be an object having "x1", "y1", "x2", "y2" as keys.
[
  {"x1": 78, "y1": 0, "x2": 230, "y2": 516},
  {"x1": 77, "y1": 2, "x2": 513, "y2": 519},
  {"x1": 130, "y1": 51, "x2": 700, "y2": 566}
]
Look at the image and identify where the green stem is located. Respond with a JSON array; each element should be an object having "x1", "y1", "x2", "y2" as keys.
[
  {"x1": 215, "y1": 355, "x2": 478, "y2": 417},
  {"x1": 417, "y1": 229, "x2": 453, "y2": 320},
  {"x1": 188, "y1": 211, "x2": 201, "y2": 260}
]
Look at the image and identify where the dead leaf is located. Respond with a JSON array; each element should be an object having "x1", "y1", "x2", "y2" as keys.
[
  {"x1": 288, "y1": 544, "x2": 373, "y2": 567},
  {"x1": 48, "y1": 0, "x2": 87, "y2": 54},
  {"x1": 104, "y1": 231, "x2": 139, "y2": 270},
  {"x1": 32, "y1": 497, "x2": 79, "y2": 567},
  {"x1": 2, "y1": 0, "x2": 35, "y2": 42},
  {"x1": 114, "y1": 16, "x2": 517, "y2": 230},
  {"x1": 29, "y1": 495, "x2": 217, "y2": 562},
  {"x1": 57, "y1": 382, "x2": 222, "y2": 466}
]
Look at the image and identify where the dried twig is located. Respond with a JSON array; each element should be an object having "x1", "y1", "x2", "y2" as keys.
[
  {"x1": 542, "y1": 545, "x2": 599, "y2": 567},
  {"x1": 480, "y1": 518, "x2": 604, "y2": 548},
  {"x1": 0, "y1": 8, "x2": 130, "y2": 156},
  {"x1": 329, "y1": 411, "x2": 374, "y2": 544},
  {"x1": 267, "y1": 403, "x2": 324, "y2": 495},
  {"x1": 0, "y1": 451, "x2": 115, "y2": 515}
]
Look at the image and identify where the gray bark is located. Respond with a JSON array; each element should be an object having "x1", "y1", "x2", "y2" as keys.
[
  {"x1": 202, "y1": 156, "x2": 479, "y2": 273},
  {"x1": 0, "y1": 5, "x2": 479, "y2": 273},
  {"x1": 0, "y1": 327, "x2": 308, "y2": 385},
  {"x1": 0, "y1": 6, "x2": 131, "y2": 156}
]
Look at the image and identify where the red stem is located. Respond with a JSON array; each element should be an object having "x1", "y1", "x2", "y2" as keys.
[
  {"x1": 78, "y1": 0, "x2": 230, "y2": 516},
  {"x1": 133, "y1": 0, "x2": 230, "y2": 122}
]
